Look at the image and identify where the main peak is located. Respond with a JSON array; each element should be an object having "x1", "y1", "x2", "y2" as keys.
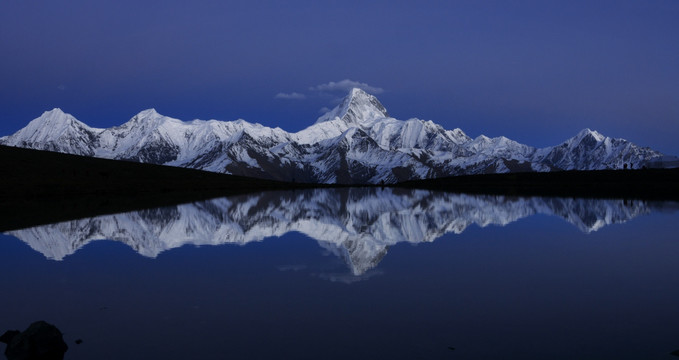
[
  {"x1": 315, "y1": 88, "x2": 389, "y2": 127},
  {"x1": 576, "y1": 128, "x2": 605, "y2": 141},
  {"x1": 348, "y1": 87, "x2": 369, "y2": 98}
]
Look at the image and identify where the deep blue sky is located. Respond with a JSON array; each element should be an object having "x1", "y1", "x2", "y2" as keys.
[{"x1": 1, "y1": 0, "x2": 677, "y2": 154}]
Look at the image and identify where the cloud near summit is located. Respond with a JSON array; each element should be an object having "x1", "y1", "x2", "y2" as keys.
[
  {"x1": 275, "y1": 79, "x2": 384, "y2": 112},
  {"x1": 274, "y1": 92, "x2": 306, "y2": 100},
  {"x1": 310, "y1": 80, "x2": 384, "y2": 94}
]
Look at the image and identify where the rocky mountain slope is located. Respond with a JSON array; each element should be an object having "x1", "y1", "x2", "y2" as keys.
[{"x1": 2, "y1": 88, "x2": 675, "y2": 183}]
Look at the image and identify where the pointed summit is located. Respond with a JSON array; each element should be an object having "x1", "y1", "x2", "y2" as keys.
[
  {"x1": 0, "y1": 108, "x2": 99, "y2": 156},
  {"x1": 117, "y1": 108, "x2": 167, "y2": 131},
  {"x1": 130, "y1": 108, "x2": 164, "y2": 122},
  {"x1": 315, "y1": 88, "x2": 389, "y2": 127},
  {"x1": 564, "y1": 128, "x2": 607, "y2": 150},
  {"x1": 22, "y1": 108, "x2": 89, "y2": 136},
  {"x1": 575, "y1": 128, "x2": 606, "y2": 142},
  {"x1": 136, "y1": 108, "x2": 161, "y2": 117},
  {"x1": 36, "y1": 108, "x2": 72, "y2": 124},
  {"x1": 44, "y1": 107, "x2": 66, "y2": 116}
]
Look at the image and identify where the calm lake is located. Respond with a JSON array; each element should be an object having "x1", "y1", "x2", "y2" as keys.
[{"x1": 1, "y1": 188, "x2": 679, "y2": 359}]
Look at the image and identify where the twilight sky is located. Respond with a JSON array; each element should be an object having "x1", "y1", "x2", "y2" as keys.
[{"x1": 1, "y1": 0, "x2": 678, "y2": 154}]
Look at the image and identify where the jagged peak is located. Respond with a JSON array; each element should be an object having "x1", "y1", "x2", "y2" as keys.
[
  {"x1": 473, "y1": 134, "x2": 516, "y2": 143},
  {"x1": 575, "y1": 128, "x2": 606, "y2": 142},
  {"x1": 315, "y1": 88, "x2": 389, "y2": 127},
  {"x1": 554, "y1": 128, "x2": 609, "y2": 150}
]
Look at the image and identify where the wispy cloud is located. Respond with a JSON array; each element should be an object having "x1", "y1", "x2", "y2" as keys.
[
  {"x1": 310, "y1": 79, "x2": 384, "y2": 94},
  {"x1": 274, "y1": 92, "x2": 306, "y2": 100}
]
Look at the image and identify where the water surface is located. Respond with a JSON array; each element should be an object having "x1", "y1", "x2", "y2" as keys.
[{"x1": 1, "y1": 188, "x2": 678, "y2": 359}]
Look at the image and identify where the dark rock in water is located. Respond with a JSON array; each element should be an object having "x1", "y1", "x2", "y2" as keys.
[
  {"x1": 671, "y1": 349, "x2": 679, "y2": 357},
  {"x1": 0, "y1": 321, "x2": 68, "y2": 360},
  {"x1": 0, "y1": 330, "x2": 20, "y2": 344},
  {"x1": 74, "y1": 339, "x2": 83, "y2": 345}
]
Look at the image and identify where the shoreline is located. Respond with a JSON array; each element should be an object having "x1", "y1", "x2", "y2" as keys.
[
  {"x1": 1, "y1": 145, "x2": 677, "y2": 231},
  {"x1": 396, "y1": 168, "x2": 679, "y2": 200}
]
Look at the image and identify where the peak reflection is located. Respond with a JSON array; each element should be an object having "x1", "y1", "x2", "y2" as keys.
[{"x1": 4, "y1": 189, "x2": 665, "y2": 276}]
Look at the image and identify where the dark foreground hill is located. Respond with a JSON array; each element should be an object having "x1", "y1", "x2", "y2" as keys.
[
  {"x1": 397, "y1": 168, "x2": 679, "y2": 200},
  {"x1": 0, "y1": 145, "x2": 308, "y2": 230},
  {"x1": 1, "y1": 144, "x2": 678, "y2": 231}
]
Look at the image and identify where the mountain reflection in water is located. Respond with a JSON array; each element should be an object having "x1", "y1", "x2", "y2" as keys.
[{"x1": 4, "y1": 188, "x2": 673, "y2": 276}]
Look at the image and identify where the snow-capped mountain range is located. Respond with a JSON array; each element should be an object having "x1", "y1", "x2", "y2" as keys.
[
  {"x1": 4, "y1": 188, "x2": 666, "y2": 276},
  {"x1": 1, "y1": 88, "x2": 676, "y2": 183}
]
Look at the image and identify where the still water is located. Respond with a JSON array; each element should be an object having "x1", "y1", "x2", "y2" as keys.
[{"x1": 1, "y1": 188, "x2": 678, "y2": 359}]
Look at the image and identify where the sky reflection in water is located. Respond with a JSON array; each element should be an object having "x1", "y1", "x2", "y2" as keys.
[{"x1": 1, "y1": 188, "x2": 678, "y2": 359}]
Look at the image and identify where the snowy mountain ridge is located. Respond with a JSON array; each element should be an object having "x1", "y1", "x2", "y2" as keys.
[
  {"x1": 4, "y1": 189, "x2": 660, "y2": 276},
  {"x1": 1, "y1": 89, "x2": 675, "y2": 183}
]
